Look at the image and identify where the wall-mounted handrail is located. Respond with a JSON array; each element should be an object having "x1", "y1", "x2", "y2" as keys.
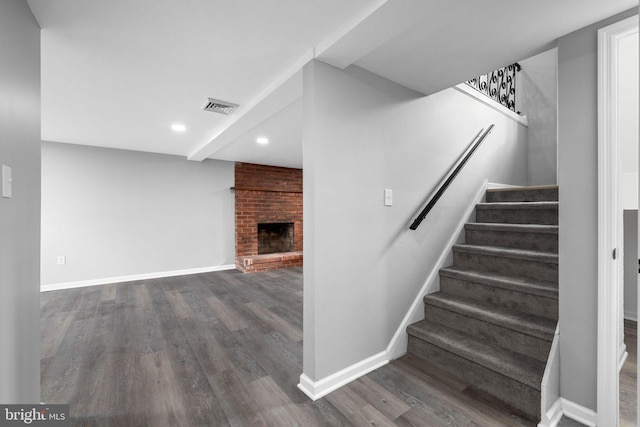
[{"x1": 409, "y1": 124, "x2": 495, "y2": 230}]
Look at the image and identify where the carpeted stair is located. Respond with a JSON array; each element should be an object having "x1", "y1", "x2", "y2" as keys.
[{"x1": 406, "y1": 185, "x2": 558, "y2": 421}]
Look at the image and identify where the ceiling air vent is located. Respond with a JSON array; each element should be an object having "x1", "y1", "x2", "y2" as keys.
[{"x1": 202, "y1": 98, "x2": 239, "y2": 115}]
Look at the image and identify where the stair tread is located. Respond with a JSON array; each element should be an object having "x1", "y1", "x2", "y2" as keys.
[
  {"x1": 424, "y1": 292, "x2": 556, "y2": 340},
  {"x1": 407, "y1": 320, "x2": 545, "y2": 390},
  {"x1": 453, "y1": 244, "x2": 558, "y2": 264},
  {"x1": 476, "y1": 201, "x2": 558, "y2": 209},
  {"x1": 440, "y1": 266, "x2": 558, "y2": 298},
  {"x1": 465, "y1": 222, "x2": 558, "y2": 234}
]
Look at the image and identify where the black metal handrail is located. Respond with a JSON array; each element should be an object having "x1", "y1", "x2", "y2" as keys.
[{"x1": 409, "y1": 124, "x2": 495, "y2": 230}]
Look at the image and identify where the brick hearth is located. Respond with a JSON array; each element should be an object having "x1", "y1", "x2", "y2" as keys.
[{"x1": 234, "y1": 163, "x2": 303, "y2": 273}]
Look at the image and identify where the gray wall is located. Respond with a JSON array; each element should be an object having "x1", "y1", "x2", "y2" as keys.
[
  {"x1": 0, "y1": 0, "x2": 41, "y2": 403},
  {"x1": 557, "y1": 8, "x2": 638, "y2": 411},
  {"x1": 303, "y1": 60, "x2": 528, "y2": 380},
  {"x1": 624, "y1": 210, "x2": 638, "y2": 321},
  {"x1": 41, "y1": 142, "x2": 235, "y2": 286},
  {"x1": 518, "y1": 48, "x2": 558, "y2": 186}
]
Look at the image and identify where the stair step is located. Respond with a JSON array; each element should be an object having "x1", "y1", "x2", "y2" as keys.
[
  {"x1": 465, "y1": 223, "x2": 558, "y2": 253},
  {"x1": 407, "y1": 320, "x2": 545, "y2": 389},
  {"x1": 486, "y1": 185, "x2": 558, "y2": 203},
  {"x1": 452, "y1": 244, "x2": 558, "y2": 283},
  {"x1": 476, "y1": 202, "x2": 558, "y2": 225},
  {"x1": 439, "y1": 267, "x2": 558, "y2": 320},
  {"x1": 424, "y1": 293, "x2": 553, "y2": 361},
  {"x1": 424, "y1": 291, "x2": 554, "y2": 341},
  {"x1": 440, "y1": 267, "x2": 558, "y2": 298},
  {"x1": 407, "y1": 321, "x2": 543, "y2": 421}
]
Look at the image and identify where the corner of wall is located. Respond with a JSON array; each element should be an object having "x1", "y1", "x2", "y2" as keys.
[
  {"x1": 560, "y1": 399, "x2": 597, "y2": 427},
  {"x1": 297, "y1": 351, "x2": 388, "y2": 401},
  {"x1": 0, "y1": 0, "x2": 42, "y2": 404}
]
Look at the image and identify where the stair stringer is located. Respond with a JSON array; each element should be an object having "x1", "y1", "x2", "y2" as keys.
[
  {"x1": 386, "y1": 180, "x2": 520, "y2": 360},
  {"x1": 538, "y1": 324, "x2": 562, "y2": 427}
]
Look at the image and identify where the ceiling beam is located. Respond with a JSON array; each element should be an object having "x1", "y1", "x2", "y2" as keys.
[
  {"x1": 188, "y1": 0, "x2": 395, "y2": 162},
  {"x1": 187, "y1": 52, "x2": 310, "y2": 162},
  {"x1": 315, "y1": 0, "x2": 427, "y2": 69}
]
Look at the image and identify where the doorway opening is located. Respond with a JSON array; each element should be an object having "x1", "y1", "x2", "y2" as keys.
[{"x1": 597, "y1": 14, "x2": 639, "y2": 427}]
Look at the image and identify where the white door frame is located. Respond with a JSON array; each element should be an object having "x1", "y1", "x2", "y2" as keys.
[{"x1": 597, "y1": 14, "x2": 639, "y2": 427}]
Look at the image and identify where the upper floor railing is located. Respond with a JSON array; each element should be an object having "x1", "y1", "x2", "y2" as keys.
[{"x1": 465, "y1": 63, "x2": 521, "y2": 113}]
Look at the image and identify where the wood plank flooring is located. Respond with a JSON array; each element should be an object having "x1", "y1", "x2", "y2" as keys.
[
  {"x1": 41, "y1": 267, "x2": 548, "y2": 426},
  {"x1": 621, "y1": 319, "x2": 637, "y2": 427}
]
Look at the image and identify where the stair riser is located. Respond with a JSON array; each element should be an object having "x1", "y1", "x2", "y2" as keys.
[
  {"x1": 424, "y1": 304, "x2": 552, "y2": 362},
  {"x1": 486, "y1": 188, "x2": 558, "y2": 203},
  {"x1": 453, "y1": 251, "x2": 557, "y2": 283},
  {"x1": 407, "y1": 337, "x2": 540, "y2": 421},
  {"x1": 476, "y1": 208, "x2": 558, "y2": 225},
  {"x1": 465, "y1": 228, "x2": 558, "y2": 253},
  {"x1": 439, "y1": 276, "x2": 558, "y2": 320}
]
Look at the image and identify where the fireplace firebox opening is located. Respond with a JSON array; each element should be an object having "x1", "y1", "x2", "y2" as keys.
[{"x1": 257, "y1": 222, "x2": 294, "y2": 255}]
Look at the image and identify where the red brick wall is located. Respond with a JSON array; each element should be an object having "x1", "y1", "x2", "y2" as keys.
[
  {"x1": 235, "y1": 162, "x2": 302, "y2": 193},
  {"x1": 235, "y1": 163, "x2": 303, "y2": 272}
]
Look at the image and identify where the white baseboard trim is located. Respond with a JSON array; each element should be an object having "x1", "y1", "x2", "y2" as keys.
[
  {"x1": 619, "y1": 342, "x2": 628, "y2": 372},
  {"x1": 486, "y1": 182, "x2": 520, "y2": 190},
  {"x1": 386, "y1": 180, "x2": 489, "y2": 360},
  {"x1": 297, "y1": 350, "x2": 388, "y2": 401},
  {"x1": 624, "y1": 310, "x2": 637, "y2": 321},
  {"x1": 561, "y1": 398, "x2": 597, "y2": 427},
  {"x1": 40, "y1": 264, "x2": 236, "y2": 292},
  {"x1": 538, "y1": 398, "x2": 563, "y2": 427},
  {"x1": 297, "y1": 374, "x2": 317, "y2": 400}
]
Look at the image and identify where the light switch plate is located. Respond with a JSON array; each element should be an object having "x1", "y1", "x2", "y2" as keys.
[
  {"x1": 2, "y1": 165, "x2": 12, "y2": 198},
  {"x1": 384, "y1": 189, "x2": 392, "y2": 206}
]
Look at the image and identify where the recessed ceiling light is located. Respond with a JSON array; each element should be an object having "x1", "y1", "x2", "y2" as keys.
[
  {"x1": 256, "y1": 137, "x2": 269, "y2": 145},
  {"x1": 171, "y1": 124, "x2": 186, "y2": 132}
]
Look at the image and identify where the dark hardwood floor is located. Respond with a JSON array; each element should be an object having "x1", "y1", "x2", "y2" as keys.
[
  {"x1": 621, "y1": 319, "x2": 637, "y2": 427},
  {"x1": 41, "y1": 267, "x2": 544, "y2": 426}
]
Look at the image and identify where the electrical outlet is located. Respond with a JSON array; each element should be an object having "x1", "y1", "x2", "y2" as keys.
[
  {"x1": 56, "y1": 256, "x2": 66, "y2": 266},
  {"x1": 2, "y1": 165, "x2": 12, "y2": 198},
  {"x1": 384, "y1": 189, "x2": 392, "y2": 206}
]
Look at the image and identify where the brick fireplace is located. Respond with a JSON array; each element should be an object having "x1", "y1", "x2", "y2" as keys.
[{"x1": 234, "y1": 163, "x2": 303, "y2": 273}]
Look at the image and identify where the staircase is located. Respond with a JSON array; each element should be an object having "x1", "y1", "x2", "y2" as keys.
[{"x1": 406, "y1": 185, "x2": 558, "y2": 421}]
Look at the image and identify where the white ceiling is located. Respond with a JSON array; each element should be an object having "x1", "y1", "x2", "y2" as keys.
[
  {"x1": 28, "y1": 0, "x2": 638, "y2": 169},
  {"x1": 212, "y1": 98, "x2": 302, "y2": 168}
]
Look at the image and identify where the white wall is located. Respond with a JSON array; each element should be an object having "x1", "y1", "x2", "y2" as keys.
[
  {"x1": 622, "y1": 172, "x2": 638, "y2": 209},
  {"x1": 619, "y1": 33, "x2": 639, "y2": 210},
  {"x1": 518, "y1": 48, "x2": 558, "y2": 186},
  {"x1": 620, "y1": 29, "x2": 638, "y2": 323},
  {"x1": 41, "y1": 142, "x2": 235, "y2": 287},
  {"x1": 557, "y1": 8, "x2": 638, "y2": 411},
  {"x1": 0, "y1": 0, "x2": 41, "y2": 403},
  {"x1": 303, "y1": 60, "x2": 528, "y2": 382}
]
